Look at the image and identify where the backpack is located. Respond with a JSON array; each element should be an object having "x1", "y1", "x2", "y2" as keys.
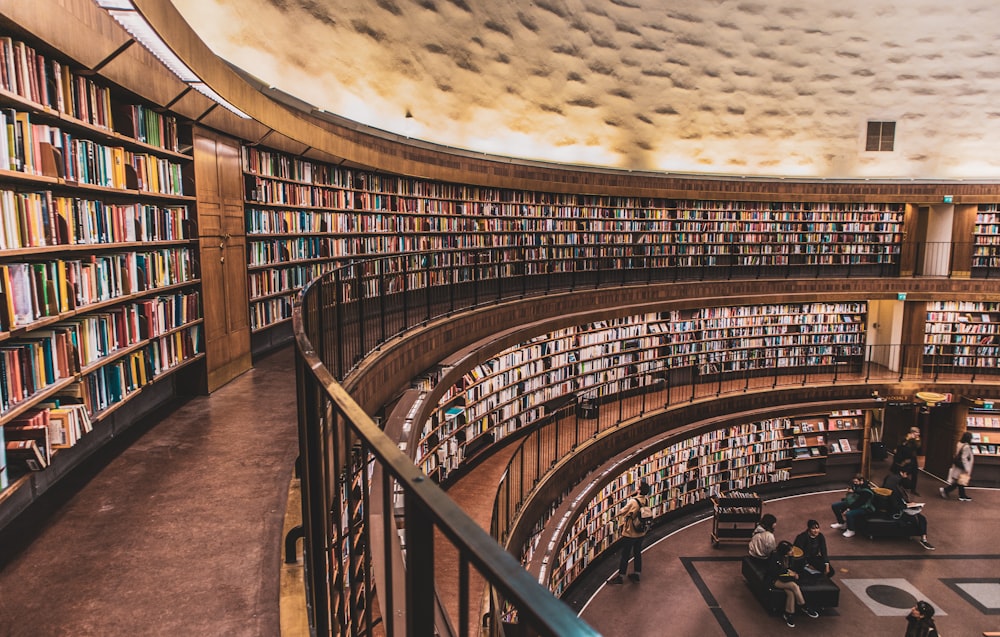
[{"x1": 629, "y1": 497, "x2": 654, "y2": 534}]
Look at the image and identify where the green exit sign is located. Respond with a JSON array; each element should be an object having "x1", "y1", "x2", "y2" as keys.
[
  {"x1": 943, "y1": 195, "x2": 953, "y2": 203},
  {"x1": 897, "y1": 292, "x2": 907, "y2": 300}
]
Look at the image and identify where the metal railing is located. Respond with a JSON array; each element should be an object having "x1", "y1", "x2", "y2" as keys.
[{"x1": 291, "y1": 244, "x2": 989, "y2": 636}]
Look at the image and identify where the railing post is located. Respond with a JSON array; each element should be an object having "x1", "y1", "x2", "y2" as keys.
[
  {"x1": 474, "y1": 250, "x2": 480, "y2": 306},
  {"x1": 405, "y1": 487, "x2": 436, "y2": 635},
  {"x1": 334, "y1": 269, "x2": 345, "y2": 379},
  {"x1": 425, "y1": 254, "x2": 432, "y2": 323},
  {"x1": 379, "y1": 264, "x2": 387, "y2": 345},
  {"x1": 356, "y1": 264, "x2": 365, "y2": 362}
]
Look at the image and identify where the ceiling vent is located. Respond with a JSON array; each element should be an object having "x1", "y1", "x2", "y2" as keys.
[{"x1": 866, "y1": 121, "x2": 895, "y2": 151}]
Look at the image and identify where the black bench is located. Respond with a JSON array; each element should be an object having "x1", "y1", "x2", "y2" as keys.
[
  {"x1": 741, "y1": 556, "x2": 840, "y2": 614},
  {"x1": 854, "y1": 510, "x2": 923, "y2": 539}
]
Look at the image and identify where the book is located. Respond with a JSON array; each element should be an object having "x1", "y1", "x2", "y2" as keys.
[
  {"x1": 829, "y1": 441, "x2": 841, "y2": 453},
  {"x1": 839, "y1": 438, "x2": 852, "y2": 452},
  {"x1": 0, "y1": 424, "x2": 7, "y2": 490},
  {"x1": 5, "y1": 439, "x2": 47, "y2": 471}
]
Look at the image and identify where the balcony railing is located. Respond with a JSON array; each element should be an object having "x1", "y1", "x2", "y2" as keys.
[{"x1": 292, "y1": 244, "x2": 990, "y2": 636}]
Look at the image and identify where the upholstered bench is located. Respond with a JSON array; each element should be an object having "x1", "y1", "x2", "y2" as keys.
[
  {"x1": 855, "y1": 512, "x2": 921, "y2": 539},
  {"x1": 741, "y1": 556, "x2": 841, "y2": 614}
]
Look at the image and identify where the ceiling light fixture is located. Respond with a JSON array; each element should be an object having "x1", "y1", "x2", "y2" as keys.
[{"x1": 94, "y1": 0, "x2": 250, "y2": 118}]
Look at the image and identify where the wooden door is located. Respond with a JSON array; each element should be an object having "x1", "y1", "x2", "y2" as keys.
[{"x1": 193, "y1": 127, "x2": 252, "y2": 392}]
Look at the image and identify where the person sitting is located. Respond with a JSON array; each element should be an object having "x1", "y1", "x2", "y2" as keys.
[
  {"x1": 793, "y1": 519, "x2": 834, "y2": 577},
  {"x1": 748, "y1": 513, "x2": 777, "y2": 561},
  {"x1": 831, "y1": 473, "x2": 874, "y2": 538},
  {"x1": 765, "y1": 541, "x2": 820, "y2": 627},
  {"x1": 882, "y1": 468, "x2": 935, "y2": 550}
]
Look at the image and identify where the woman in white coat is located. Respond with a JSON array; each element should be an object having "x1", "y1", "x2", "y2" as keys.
[{"x1": 940, "y1": 431, "x2": 974, "y2": 501}]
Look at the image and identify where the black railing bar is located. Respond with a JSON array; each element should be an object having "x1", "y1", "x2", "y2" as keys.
[{"x1": 294, "y1": 324, "x2": 598, "y2": 636}]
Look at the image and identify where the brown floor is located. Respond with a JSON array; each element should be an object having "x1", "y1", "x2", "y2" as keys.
[
  {"x1": 0, "y1": 347, "x2": 299, "y2": 637},
  {"x1": 2, "y1": 345, "x2": 998, "y2": 637},
  {"x1": 579, "y1": 483, "x2": 1000, "y2": 637}
]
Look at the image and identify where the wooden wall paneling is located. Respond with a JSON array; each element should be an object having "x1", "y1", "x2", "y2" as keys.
[
  {"x1": 900, "y1": 301, "x2": 928, "y2": 376},
  {"x1": 899, "y1": 204, "x2": 920, "y2": 276},
  {"x1": 950, "y1": 204, "x2": 977, "y2": 278},
  {"x1": 193, "y1": 127, "x2": 252, "y2": 392}
]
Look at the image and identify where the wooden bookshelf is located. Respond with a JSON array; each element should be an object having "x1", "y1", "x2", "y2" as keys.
[
  {"x1": 0, "y1": 30, "x2": 203, "y2": 498},
  {"x1": 960, "y1": 398, "x2": 1000, "y2": 485},
  {"x1": 669, "y1": 200, "x2": 903, "y2": 270},
  {"x1": 417, "y1": 303, "x2": 868, "y2": 482},
  {"x1": 973, "y1": 204, "x2": 1000, "y2": 274},
  {"x1": 544, "y1": 408, "x2": 864, "y2": 596},
  {"x1": 923, "y1": 301, "x2": 1000, "y2": 371}
]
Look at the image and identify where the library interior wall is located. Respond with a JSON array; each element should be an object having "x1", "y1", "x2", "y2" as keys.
[{"x1": 5, "y1": 0, "x2": 1000, "y2": 601}]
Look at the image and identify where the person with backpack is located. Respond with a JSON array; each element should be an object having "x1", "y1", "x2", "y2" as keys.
[
  {"x1": 940, "y1": 431, "x2": 974, "y2": 501},
  {"x1": 606, "y1": 481, "x2": 652, "y2": 585}
]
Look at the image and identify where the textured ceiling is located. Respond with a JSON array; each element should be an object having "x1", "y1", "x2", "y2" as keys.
[{"x1": 171, "y1": 0, "x2": 1000, "y2": 179}]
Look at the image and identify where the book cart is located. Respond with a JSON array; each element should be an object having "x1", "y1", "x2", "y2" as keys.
[{"x1": 711, "y1": 490, "x2": 763, "y2": 547}]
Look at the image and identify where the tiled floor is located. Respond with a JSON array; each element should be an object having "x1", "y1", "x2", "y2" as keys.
[{"x1": 577, "y1": 484, "x2": 1000, "y2": 636}]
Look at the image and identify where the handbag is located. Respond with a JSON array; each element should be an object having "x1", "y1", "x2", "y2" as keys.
[{"x1": 952, "y1": 446, "x2": 965, "y2": 469}]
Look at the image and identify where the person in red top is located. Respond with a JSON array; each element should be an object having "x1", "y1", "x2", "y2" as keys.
[{"x1": 606, "y1": 481, "x2": 651, "y2": 585}]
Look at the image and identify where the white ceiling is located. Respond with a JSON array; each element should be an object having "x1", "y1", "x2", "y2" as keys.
[{"x1": 171, "y1": 0, "x2": 1000, "y2": 180}]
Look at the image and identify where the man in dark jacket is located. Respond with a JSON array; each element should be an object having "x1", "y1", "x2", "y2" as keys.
[
  {"x1": 892, "y1": 427, "x2": 922, "y2": 494},
  {"x1": 831, "y1": 473, "x2": 874, "y2": 538},
  {"x1": 904, "y1": 600, "x2": 938, "y2": 637},
  {"x1": 793, "y1": 519, "x2": 833, "y2": 577}
]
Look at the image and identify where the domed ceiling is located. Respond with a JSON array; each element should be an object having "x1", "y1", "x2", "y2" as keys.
[{"x1": 171, "y1": 0, "x2": 1000, "y2": 180}]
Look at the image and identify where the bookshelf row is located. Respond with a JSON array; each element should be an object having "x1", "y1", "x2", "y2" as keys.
[
  {"x1": 0, "y1": 31, "x2": 204, "y2": 498},
  {"x1": 542, "y1": 409, "x2": 865, "y2": 596},
  {"x1": 0, "y1": 188, "x2": 190, "y2": 251},
  {"x1": 974, "y1": 206, "x2": 1000, "y2": 270},
  {"x1": 924, "y1": 301, "x2": 1000, "y2": 367},
  {"x1": 1, "y1": 321, "x2": 203, "y2": 489},
  {"x1": 965, "y1": 408, "x2": 1000, "y2": 460},
  {"x1": 0, "y1": 247, "x2": 198, "y2": 331},
  {"x1": 242, "y1": 146, "x2": 907, "y2": 333},
  {"x1": 416, "y1": 303, "x2": 868, "y2": 482}
]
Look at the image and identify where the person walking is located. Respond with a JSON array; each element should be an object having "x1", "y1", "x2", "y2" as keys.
[
  {"x1": 892, "y1": 427, "x2": 922, "y2": 495},
  {"x1": 747, "y1": 513, "x2": 777, "y2": 560},
  {"x1": 607, "y1": 481, "x2": 651, "y2": 584},
  {"x1": 940, "y1": 431, "x2": 974, "y2": 501},
  {"x1": 765, "y1": 541, "x2": 819, "y2": 627},
  {"x1": 793, "y1": 520, "x2": 834, "y2": 576},
  {"x1": 904, "y1": 600, "x2": 939, "y2": 637}
]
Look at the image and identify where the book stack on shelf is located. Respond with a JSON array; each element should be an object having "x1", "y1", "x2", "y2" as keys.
[
  {"x1": 670, "y1": 200, "x2": 903, "y2": 269},
  {"x1": 0, "y1": 31, "x2": 203, "y2": 496},
  {"x1": 711, "y1": 490, "x2": 763, "y2": 546},
  {"x1": 545, "y1": 416, "x2": 802, "y2": 596},
  {"x1": 418, "y1": 303, "x2": 868, "y2": 483},
  {"x1": 540, "y1": 408, "x2": 866, "y2": 595},
  {"x1": 924, "y1": 301, "x2": 1000, "y2": 370},
  {"x1": 965, "y1": 404, "x2": 1000, "y2": 461},
  {"x1": 973, "y1": 204, "x2": 1000, "y2": 272}
]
